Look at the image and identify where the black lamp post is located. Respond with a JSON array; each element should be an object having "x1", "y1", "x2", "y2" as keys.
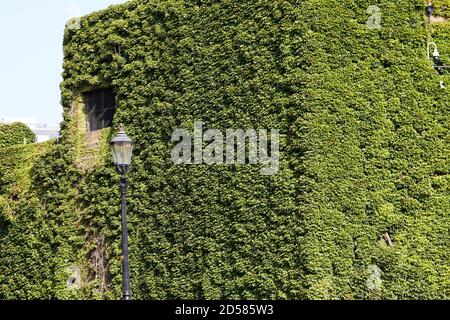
[{"x1": 111, "y1": 126, "x2": 133, "y2": 301}]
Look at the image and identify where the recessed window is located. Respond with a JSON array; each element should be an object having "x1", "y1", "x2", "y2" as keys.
[{"x1": 82, "y1": 88, "x2": 116, "y2": 131}]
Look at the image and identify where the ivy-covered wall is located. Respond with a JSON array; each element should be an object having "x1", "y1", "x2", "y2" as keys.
[
  {"x1": 0, "y1": 0, "x2": 448, "y2": 300},
  {"x1": 433, "y1": 0, "x2": 450, "y2": 18},
  {"x1": 0, "y1": 122, "x2": 35, "y2": 148}
]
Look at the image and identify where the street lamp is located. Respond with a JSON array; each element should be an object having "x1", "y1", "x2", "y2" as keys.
[
  {"x1": 427, "y1": 42, "x2": 440, "y2": 65},
  {"x1": 110, "y1": 125, "x2": 133, "y2": 301}
]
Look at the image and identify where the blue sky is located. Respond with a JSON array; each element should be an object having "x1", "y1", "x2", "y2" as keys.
[{"x1": 0, "y1": 0, "x2": 128, "y2": 127}]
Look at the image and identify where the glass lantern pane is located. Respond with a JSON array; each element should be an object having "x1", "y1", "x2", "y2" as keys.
[
  {"x1": 112, "y1": 141, "x2": 133, "y2": 165},
  {"x1": 123, "y1": 143, "x2": 133, "y2": 165},
  {"x1": 112, "y1": 142, "x2": 122, "y2": 164}
]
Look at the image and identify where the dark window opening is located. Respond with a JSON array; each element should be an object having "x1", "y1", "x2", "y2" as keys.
[{"x1": 82, "y1": 88, "x2": 116, "y2": 131}]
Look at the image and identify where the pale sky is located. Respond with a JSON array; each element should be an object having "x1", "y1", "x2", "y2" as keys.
[{"x1": 0, "y1": 0, "x2": 128, "y2": 127}]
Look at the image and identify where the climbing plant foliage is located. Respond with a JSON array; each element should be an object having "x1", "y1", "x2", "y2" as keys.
[
  {"x1": 433, "y1": 0, "x2": 450, "y2": 18},
  {"x1": 0, "y1": 0, "x2": 448, "y2": 300}
]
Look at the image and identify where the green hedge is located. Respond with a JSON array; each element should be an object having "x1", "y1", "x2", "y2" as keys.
[
  {"x1": 0, "y1": 142, "x2": 59, "y2": 299},
  {"x1": 0, "y1": 123, "x2": 35, "y2": 148},
  {"x1": 0, "y1": 0, "x2": 448, "y2": 300}
]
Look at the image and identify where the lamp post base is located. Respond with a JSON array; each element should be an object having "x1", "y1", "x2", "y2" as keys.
[{"x1": 123, "y1": 291, "x2": 132, "y2": 301}]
